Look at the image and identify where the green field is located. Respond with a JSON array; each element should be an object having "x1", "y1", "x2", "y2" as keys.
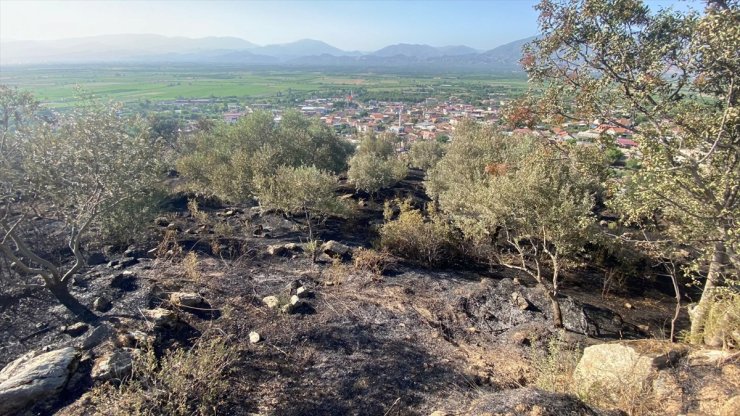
[{"x1": 0, "y1": 64, "x2": 528, "y2": 107}]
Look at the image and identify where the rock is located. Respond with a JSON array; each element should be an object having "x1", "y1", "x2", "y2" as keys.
[
  {"x1": 107, "y1": 260, "x2": 119, "y2": 269},
  {"x1": 467, "y1": 387, "x2": 609, "y2": 415},
  {"x1": 574, "y1": 340, "x2": 689, "y2": 407},
  {"x1": 169, "y1": 292, "x2": 205, "y2": 308},
  {"x1": 86, "y1": 252, "x2": 108, "y2": 266},
  {"x1": 321, "y1": 240, "x2": 351, "y2": 258},
  {"x1": 154, "y1": 216, "x2": 170, "y2": 226},
  {"x1": 283, "y1": 243, "x2": 302, "y2": 252},
  {"x1": 92, "y1": 296, "x2": 112, "y2": 312},
  {"x1": 80, "y1": 324, "x2": 115, "y2": 350},
  {"x1": 91, "y1": 349, "x2": 134, "y2": 381},
  {"x1": 262, "y1": 296, "x2": 280, "y2": 309},
  {"x1": 0, "y1": 347, "x2": 80, "y2": 414},
  {"x1": 123, "y1": 245, "x2": 149, "y2": 259},
  {"x1": 115, "y1": 330, "x2": 151, "y2": 348},
  {"x1": 120, "y1": 258, "x2": 138, "y2": 268},
  {"x1": 63, "y1": 322, "x2": 89, "y2": 337},
  {"x1": 267, "y1": 244, "x2": 290, "y2": 256},
  {"x1": 624, "y1": 302, "x2": 633, "y2": 309},
  {"x1": 249, "y1": 331, "x2": 261, "y2": 344},
  {"x1": 721, "y1": 395, "x2": 740, "y2": 416},
  {"x1": 296, "y1": 286, "x2": 309, "y2": 298},
  {"x1": 143, "y1": 308, "x2": 178, "y2": 328},
  {"x1": 290, "y1": 295, "x2": 301, "y2": 306},
  {"x1": 429, "y1": 411, "x2": 449, "y2": 416},
  {"x1": 511, "y1": 292, "x2": 532, "y2": 311},
  {"x1": 222, "y1": 209, "x2": 236, "y2": 217}
]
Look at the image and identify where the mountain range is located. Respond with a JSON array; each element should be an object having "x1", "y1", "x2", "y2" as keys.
[{"x1": 0, "y1": 34, "x2": 535, "y2": 72}]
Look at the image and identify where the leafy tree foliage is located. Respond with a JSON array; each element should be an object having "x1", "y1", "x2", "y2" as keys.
[
  {"x1": 523, "y1": 0, "x2": 739, "y2": 339},
  {"x1": 177, "y1": 111, "x2": 353, "y2": 203},
  {"x1": 0, "y1": 90, "x2": 165, "y2": 321},
  {"x1": 255, "y1": 165, "x2": 349, "y2": 240},
  {"x1": 428, "y1": 122, "x2": 605, "y2": 326},
  {"x1": 348, "y1": 133, "x2": 408, "y2": 194},
  {"x1": 408, "y1": 139, "x2": 447, "y2": 171}
]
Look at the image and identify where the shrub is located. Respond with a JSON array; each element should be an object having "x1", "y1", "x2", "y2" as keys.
[
  {"x1": 89, "y1": 337, "x2": 239, "y2": 416},
  {"x1": 408, "y1": 139, "x2": 446, "y2": 170},
  {"x1": 530, "y1": 334, "x2": 582, "y2": 394},
  {"x1": 353, "y1": 248, "x2": 397, "y2": 276},
  {"x1": 690, "y1": 289, "x2": 740, "y2": 348},
  {"x1": 348, "y1": 133, "x2": 407, "y2": 194},
  {"x1": 379, "y1": 199, "x2": 458, "y2": 268},
  {"x1": 176, "y1": 111, "x2": 353, "y2": 203},
  {"x1": 255, "y1": 165, "x2": 350, "y2": 240}
]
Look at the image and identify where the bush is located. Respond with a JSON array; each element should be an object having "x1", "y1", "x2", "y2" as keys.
[
  {"x1": 530, "y1": 334, "x2": 582, "y2": 394},
  {"x1": 88, "y1": 337, "x2": 239, "y2": 416},
  {"x1": 353, "y1": 248, "x2": 397, "y2": 276},
  {"x1": 348, "y1": 133, "x2": 407, "y2": 194},
  {"x1": 379, "y1": 199, "x2": 458, "y2": 268},
  {"x1": 255, "y1": 165, "x2": 350, "y2": 239},
  {"x1": 177, "y1": 111, "x2": 353, "y2": 203},
  {"x1": 690, "y1": 289, "x2": 740, "y2": 348},
  {"x1": 408, "y1": 139, "x2": 446, "y2": 170}
]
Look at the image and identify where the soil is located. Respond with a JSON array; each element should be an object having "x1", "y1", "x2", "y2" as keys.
[{"x1": 0, "y1": 170, "x2": 688, "y2": 415}]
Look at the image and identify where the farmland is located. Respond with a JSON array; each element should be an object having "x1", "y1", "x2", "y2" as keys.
[{"x1": 0, "y1": 64, "x2": 528, "y2": 108}]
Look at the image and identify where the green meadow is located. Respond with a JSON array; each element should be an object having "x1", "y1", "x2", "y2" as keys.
[{"x1": 0, "y1": 64, "x2": 528, "y2": 107}]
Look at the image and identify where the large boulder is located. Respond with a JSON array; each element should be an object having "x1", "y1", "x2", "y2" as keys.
[
  {"x1": 574, "y1": 340, "x2": 739, "y2": 415},
  {"x1": 0, "y1": 347, "x2": 80, "y2": 414}
]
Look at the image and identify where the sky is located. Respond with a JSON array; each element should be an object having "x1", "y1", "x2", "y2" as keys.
[{"x1": 0, "y1": 0, "x2": 702, "y2": 51}]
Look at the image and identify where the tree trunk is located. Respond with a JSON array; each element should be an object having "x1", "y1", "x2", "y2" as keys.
[
  {"x1": 543, "y1": 287, "x2": 564, "y2": 328},
  {"x1": 47, "y1": 281, "x2": 98, "y2": 324},
  {"x1": 689, "y1": 241, "x2": 726, "y2": 343}
]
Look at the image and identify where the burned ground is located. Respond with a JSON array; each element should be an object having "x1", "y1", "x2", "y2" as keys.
[{"x1": 0, "y1": 172, "x2": 687, "y2": 415}]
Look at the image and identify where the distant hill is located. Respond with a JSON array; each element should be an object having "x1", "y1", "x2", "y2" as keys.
[{"x1": 0, "y1": 34, "x2": 534, "y2": 72}]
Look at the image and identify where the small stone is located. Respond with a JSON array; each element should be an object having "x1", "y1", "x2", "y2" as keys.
[
  {"x1": 63, "y1": 322, "x2": 89, "y2": 337},
  {"x1": 624, "y1": 302, "x2": 634, "y2": 309},
  {"x1": 80, "y1": 324, "x2": 114, "y2": 350},
  {"x1": 430, "y1": 410, "x2": 449, "y2": 416},
  {"x1": 295, "y1": 286, "x2": 309, "y2": 298},
  {"x1": 166, "y1": 223, "x2": 179, "y2": 230},
  {"x1": 143, "y1": 308, "x2": 178, "y2": 328},
  {"x1": 222, "y1": 209, "x2": 236, "y2": 217},
  {"x1": 249, "y1": 331, "x2": 261, "y2": 344},
  {"x1": 290, "y1": 295, "x2": 301, "y2": 306},
  {"x1": 93, "y1": 296, "x2": 112, "y2": 312},
  {"x1": 321, "y1": 240, "x2": 351, "y2": 258},
  {"x1": 154, "y1": 217, "x2": 170, "y2": 226},
  {"x1": 267, "y1": 245, "x2": 289, "y2": 256},
  {"x1": 107, "y1": 260, "x2": 120, "y2": 268},
  {"x1": 262, "y1": 296, "x2": 280, "y2": 309},
  {"x1": 511, "y1": 292, "x2": 531, "y2": 311},
  {"x1": 91, "y1": 349, "x2": 134, "y2": 381},
  {"x1": 114, "y1": 330, "x2": 150, "y2": 348},
  {"x1": 169, "y1": 292, "x2": 204, "y2": 308}
]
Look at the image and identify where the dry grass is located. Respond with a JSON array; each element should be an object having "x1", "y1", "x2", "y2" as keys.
[
  {"x1": 353, "y1": 248, "x2": 397, "y2": 276},
  {"x1": 87, "y1": 337, "x2": 240, "y2": 416},
  {"x1": 530, "y1": 333, "x2": 582, "y2": 394}
]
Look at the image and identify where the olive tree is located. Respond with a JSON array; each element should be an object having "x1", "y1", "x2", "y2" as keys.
[
  {"x1": 348, "y1": 133, "x2": 408, "y2": 194},
  {"x1": 408, "y1": 139, "x2": 447, "y2": 171},
  {"x1": 1, "y1": 95, "x2": 164, "y2": 322},
  {"x1": 177, "y1": 111, "x2": 353, "y2": 203},
  {"x1": 428, "y1": 123, "x2": 603, "y2": 327},
  {"x1": 255, "y1": 166, "x2": 349, "y2": 241},
  {"x1": 522, "y1": 0, "x2": 739, "y2": 340}
]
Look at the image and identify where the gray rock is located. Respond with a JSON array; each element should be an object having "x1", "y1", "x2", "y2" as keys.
[
  {"x1": 63, "y1": 322, "x2": 89, "y2": 337},
  {"x1": 262, "y1": 296, "x2": 280, "y2": 309},
  {"x1": 0, "y1": 347, "x2": 80, "y2": 414},
  {"x1": 143, "y1": 308, "x2": 178, "y2": 328},
  {"x1": 267, "y1": 244, "x2": 290, "y2": 256},
  {"x1": 93, "y1": 296, "x2": 112, "y2": 312},
  {"x1": 249, "y1": 331, "x2": 261, "y2": 344},
  {"x1": 511, "y1": 292, "x2": 532, "y2": 311},
  {"x1": 80, "y1": 324, "x2": 115, "y2": 350},
  {"x1": 321, "y1": 240, "x2": 351, "y2": 258},
  {"x1": 169, "y1": 292, "x2": 205, "y2": 308},
  {"x1": 91, "y1": 349, "x2": 135, "y2": 381}
]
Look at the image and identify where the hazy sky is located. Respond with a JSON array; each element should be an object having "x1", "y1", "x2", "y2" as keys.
[{"x1": 0, "y1": 0, "x2": 701, "y2": 51}]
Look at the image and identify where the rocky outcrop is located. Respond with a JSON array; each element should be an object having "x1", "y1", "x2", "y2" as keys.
[
  {"x1": 0, "y1": 347, "x2": 80, "y2": 414},
  {"x1": 91, "y1": 349, "x2": 135, "y2": 381},
  {"x1": 574, "y1": 340, "x2": 740, "y2": 415}
]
